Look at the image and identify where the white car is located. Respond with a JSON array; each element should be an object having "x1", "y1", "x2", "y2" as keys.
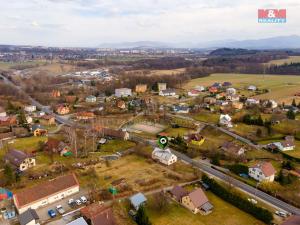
[
  {"x1": 56, "y1": 205, "x2": 65, "y2": 215},
  {"x1": 247, "y1": 198, "x2": 257, "y2": 204},
  {"x1": 75, "y1": 199, "x2": 82, "y2": 206},
  {"x1": 275, "y1": 211, "x2": 288, "y2": 218},
  {"x1": 80, "y1": 196, "x2": 87, "y2": 203},
  {"x1": 68, "y1": 198, "x2": 74, "y2": 205}
]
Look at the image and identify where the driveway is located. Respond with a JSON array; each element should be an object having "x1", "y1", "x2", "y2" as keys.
[{"x1": 36, "y1": 189, "x2": 88, "y2": 224}]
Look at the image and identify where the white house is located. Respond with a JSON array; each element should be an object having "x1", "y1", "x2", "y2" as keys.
[
  {"x1": 159, "y1": 89, "x2": 176, "y2": 97},
  {"x1": 248, "y1": 85, "x2": 257, "y2": 91},
  {"x1": 246, "y1": 98, "x2": 259, "y2": 106},
  {"x1": 248, "y1": 162, "x2": 276, "y2": 182},
  {"x1": 263, "y1": 100, "x2": 278, "y2": 109},
  {"x1": 226, "y1": 95, "x2": 239, "y2": 102},
  {"x1": 219, "y1": 114, "x2": 233, "y2": 128},
  {"x1": 24, "y1": 105, "x2": 36, "y2": 113},
  {"x1": 4, "y1": 149, "x2": 36, "y2": 172},
  {"x1": 173, "y1": 105, "x2": 190, "y2": 114},
  {"x1": 188, "y1": 90, "x2": 201, "y2": 97},
  {"x1": 115, "y1": 88, "x2": 132, "y2": 97},
  {"x1": 26, "y1": 116, "x2": 33, "y2": 124},
  {"x1": 13, "y1": 173, "x2": 79, "y2": 213},
  {"x1": 152, "y1": 148, "x2": 177, "y2": 166},
  {"x1": 226, "y1": 88, "x2": 237, "y2": 96},
  {"x1": 272, "y1": 136, "x2": 295, "y2": 151},
  {"x1": 85, "y1": 95, "x2": 97, "y2": 103},
  {"x1": 0, "y1": 107, "x2": 7, "y2": 117},
  {"x1": 195, "y1": 85, "x2": 205, "y2": 92}
]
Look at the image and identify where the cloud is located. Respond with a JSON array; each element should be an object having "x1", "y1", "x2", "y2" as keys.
[{"x1": 0, "y1": 0, "x2": 299, "y2": 47}]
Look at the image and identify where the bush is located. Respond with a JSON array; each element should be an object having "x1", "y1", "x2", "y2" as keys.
[
  {"x1": 202, "y1": 175, "x2": 273, "y2": 224},
  {"x1": 226, "y1": 164, "x2": 248, "y2": 175}
]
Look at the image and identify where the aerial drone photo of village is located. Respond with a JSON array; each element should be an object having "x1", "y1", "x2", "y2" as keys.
[{"x1": 1, "y1": 1, "x2": 300, "y2": 225}]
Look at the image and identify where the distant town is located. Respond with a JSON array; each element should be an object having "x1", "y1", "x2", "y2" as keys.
[{"x1": 0, "y1": 43, "x2": 300, "y2": 225}]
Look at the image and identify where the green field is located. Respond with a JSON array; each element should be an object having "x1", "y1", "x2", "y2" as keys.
[
  {"x1": 184, "y1": 73, "x2": 300, "y2": 104},
  {"x1": 265, "y1": 56, "x2": 300, "y2": 66},
  {"x1": 147, "y1": 191, "x2": 265, "y2": 225}
]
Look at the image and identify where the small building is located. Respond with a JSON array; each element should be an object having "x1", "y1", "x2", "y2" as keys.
[
  {"x1": 4, "y1": 149, "x2": 35, "y2": 171},
  {"x1": 203, "y1": 97, "x2": 216, "y2": 105},
  {"x1": 283, "y1": 105, "x2": 299, "y2": 113},
  {"x1": 231, "y1": 102, "x2": 243, "y2": 110},
  {"x1": 56, "y1": 105, "x2": 70, "y2": 115},
  {"x1": 159, "y1": 89, "x2": 176, "y2": 97},
  {"x1": 152, "y1": 148, "x2": 177, "y2": 166},
  {"x1": 13, "y1": 173, "x2": 79, "y2": 213},
  {"x1": 86, "y1": 95, "x2": 97, "y2": 103},
  {"x1": 129, "y1": 193, "x2": 147, "y2": 210},
  {"x1": 226, "y1": 94, "x2": 239, "y2": 102},
  {"x1": 212, "y1": 82, "x2": 221, "y2": 88},
  {"x1": 76, "y1": 112, "x2": 95, "y2": 121},
  {"x1": 92, "y1": 126, "x2": 130, "y2": 140},
  {"x1": 157, "y1": 83, "x2": 167, "y2": 92},
  {"x1": 181, "y1": 188, "x2": 213, "y2": 214},
  {"x1": 219, "y1": 114, "x2": 233, "y2": 128},
  {"x1": 81, "y1": 203, "x2": 115, "y2": 225},
  {"x1": 188, "y1": 90, "x2": 201, "y2": 97},
  {"x1": 0, "y1": 106, "x2": 7, "y2": 117},
  {"x1": 170, "y1": 186, "x2": 188, "y2": 203},
  {"x1": 51, "y1": 90, "x2": 61, "y2": 98},
  {"x1": 116, "y1": 100, "x2": 126, "y2": 109},
  {"x1": 188, "y1": 134, "x2": 205, "y2": 146},
  {"x1": 65, "y1": 95, "x2": 77, "y2": 104},
  {"x1": 248, "y1": 162, "x2": 276, "y2": 182},
  {"x1": 115, "y1": 88, "x2": 132, "y2": 98},
  {"x1": 0, "y1": 116, "x2": 17, "y2": 127},
  {"x1": 194, "y1": 86, "x2": 205, "y2": 92},
  {"x1": 208, "y1": 87, "x2": 218, "y2": 94},
  {"x1": 248, "y1": 85, "x2": 257, "y2": 91},
  {"x1": 226, "y1": 88, "x2": 237, "y2": 96},
  {"x1": 24, "y1": 105, "x2": 36, "y2": 113},
  {"x1": 67, "y1": 217, "x2": 88, "y2": 225},
  {"x1": 135, "y1": 84, "x2": 147, "y2": 93},
  {"x1": 40, "y1": 115, "x2": 56, "y2": 126},
  {"x1": 245, "y1": 98, "x2": 259, "y2": 106},
  {"x1": 271, "y1": 136, "x2": 295, "y2": 151},
  {"x1": 173, "y1": 105, "x2": 189, "y2": 114},
  {"x1": 263, "y1": 100, "x2": 278, "y2": 109},
  {"x1": 221, "y1": 142, "x2": 245, "y2": 156},
  {"x1": 26, "y1": 116, "x2": 33, "y2": 124},
  {"x1": 31, "y1": 124, "x2": 47, "y2": 136},
  {"x1": 18, "y1": 208, "x2": 39, "y2": 225}
]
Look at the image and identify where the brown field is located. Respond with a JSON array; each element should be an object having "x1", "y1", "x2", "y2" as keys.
[
  {"x1": 184, "y1": 73, "x2": 300, "y2": 104},
  {"x1": 265, "y1": 56, "x2": 300, "y2": 66}
]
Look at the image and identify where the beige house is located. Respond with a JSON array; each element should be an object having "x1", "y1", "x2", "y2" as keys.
[
  {"x1": 248, "y1": 162, "x2": 276, "y2": 182},
  {"x1": 181, "y1": 188, "x2": 213, "y2": 214},
  {"x1": 158, "y1": 83, "x2": 167, "y2": 92},
  {"x1": 4, "y1": 149, "x2": 36, "y2": 171},
  {"x1": 135, "y1": 84, "x2": 147, "y2": 93},
  {"x1": 13, "y1": 173, "x2": 79, "y2": 213}
]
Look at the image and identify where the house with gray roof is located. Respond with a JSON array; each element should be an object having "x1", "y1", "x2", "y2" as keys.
[
  {"x1": 129, "y1": 193, "x2": 147, "y2": 210},
  {"x1": 18, "y1": 208, "x2": 39, "y2": 225},
  {"x1": 4, "y1": 149, "x2": 35, "y2": 171}
]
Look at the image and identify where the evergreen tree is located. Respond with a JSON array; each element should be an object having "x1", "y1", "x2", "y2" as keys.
[
  {"x1": 292, "y1": 99, "x2": 297, "y2": 107},
  {"x1": 287, "y1": 109, "x2": 296, "y2": 120},
  {"x1": 4, "y1": 164, "x2": 15, "y2": 185},
  {"x1": 135, "y1": 206, "x2": 152, "y2": 225}
]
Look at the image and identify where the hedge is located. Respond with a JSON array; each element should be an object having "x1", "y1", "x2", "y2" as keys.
[{"x1": 202, "y1": 175, "x2": 273, "y2": 224}]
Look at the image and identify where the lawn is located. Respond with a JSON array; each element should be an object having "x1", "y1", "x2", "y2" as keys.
[
  {"x1": 98, "y1": 140, "x2": 136, "y2": 153},
  {"x1": 92, "y1": 154, "x2": 198, "y2": 191},
  {"x1": 184, "y1": 73, "x2": 300, "y2": 104},
  {"x1": 4, "y1": 136, "x2": 47, "y2": 152},
  {"x1": 147, "y1": 191, "x2": 265, "y2": 225},
  {"x1": 164, "y1": 127, "x2": 194, "y2": 137},
  {"x1": 193, "y1": 112, "x2": 220, "y2": 124}
]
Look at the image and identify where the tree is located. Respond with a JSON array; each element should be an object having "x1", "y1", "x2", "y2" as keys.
[
  {"x1": 135, "y1": 206, "x2": 152, "y2": 225},
  {"x1": 152, "y1": 192, "x2": 168, "y2": 212},
  {"x1": 287, "y1": 109, "x2": 296, "y2": 120},
  {"x1": 18, "y1": 110, "x2": 28, "y2": 128},
  {"x1": 292, "y1": 99, "x2": 297, "y2": 107},
  {"x1": 3, "y1": 164, "x2": 15, "y2": 185},
  {"x1": 256, "y1": 128, "x2": 262, "y2": 137}
]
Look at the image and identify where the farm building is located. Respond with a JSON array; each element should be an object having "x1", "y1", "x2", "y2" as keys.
[
  {"x1": 152, "y1": 147, "x2": 177, "y2": 165},
  {"x1": 115, "y1": 88, "x2": 132, "y2": 97}
]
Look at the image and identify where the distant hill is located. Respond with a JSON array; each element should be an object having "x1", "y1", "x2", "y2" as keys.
[
  {"x1": 209, "y1": 48, "x2": 259, "y2": 56},
  {"x1": 202, "y1": 35, "x2": 300, "y2": 49},
  {"x1": 97, "y1": 41, "x2": 172, "y2": 49}
]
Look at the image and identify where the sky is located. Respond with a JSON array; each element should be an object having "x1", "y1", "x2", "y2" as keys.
[{"x1": 0, "y1": 0, "x2": 299, "y2": 47}]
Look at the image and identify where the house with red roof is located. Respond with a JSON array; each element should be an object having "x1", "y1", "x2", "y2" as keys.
[{"x1": 248, "y1": 161, "x2": 276, "y2": 182}]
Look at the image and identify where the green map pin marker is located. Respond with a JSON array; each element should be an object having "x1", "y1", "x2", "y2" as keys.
[{"x1": 158, "y1": 136, "x2": 168, "y2": 149}]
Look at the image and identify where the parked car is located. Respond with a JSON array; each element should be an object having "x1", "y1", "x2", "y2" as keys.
[
  {"x1": 56, "y1": 205, "x2": 65, "y2": 215},
  {"x1": 275, "y1": 211, "x2": 288, "y2": 218},
  {"x1": 80, "y1": 196, "x2": 87, "y2": 203},
  {"x1": 68, "y1": 198, "x2": 74, "y2": 205},
  {"x1": 247, "y1": 198, "x2": 257, "y2": 204},
  {"x1": 75, "y1": 199, "x2": 82, "y2": 206},
  {"x1": 48, "y1": 209, "x2": 56, "y2": 218}
]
